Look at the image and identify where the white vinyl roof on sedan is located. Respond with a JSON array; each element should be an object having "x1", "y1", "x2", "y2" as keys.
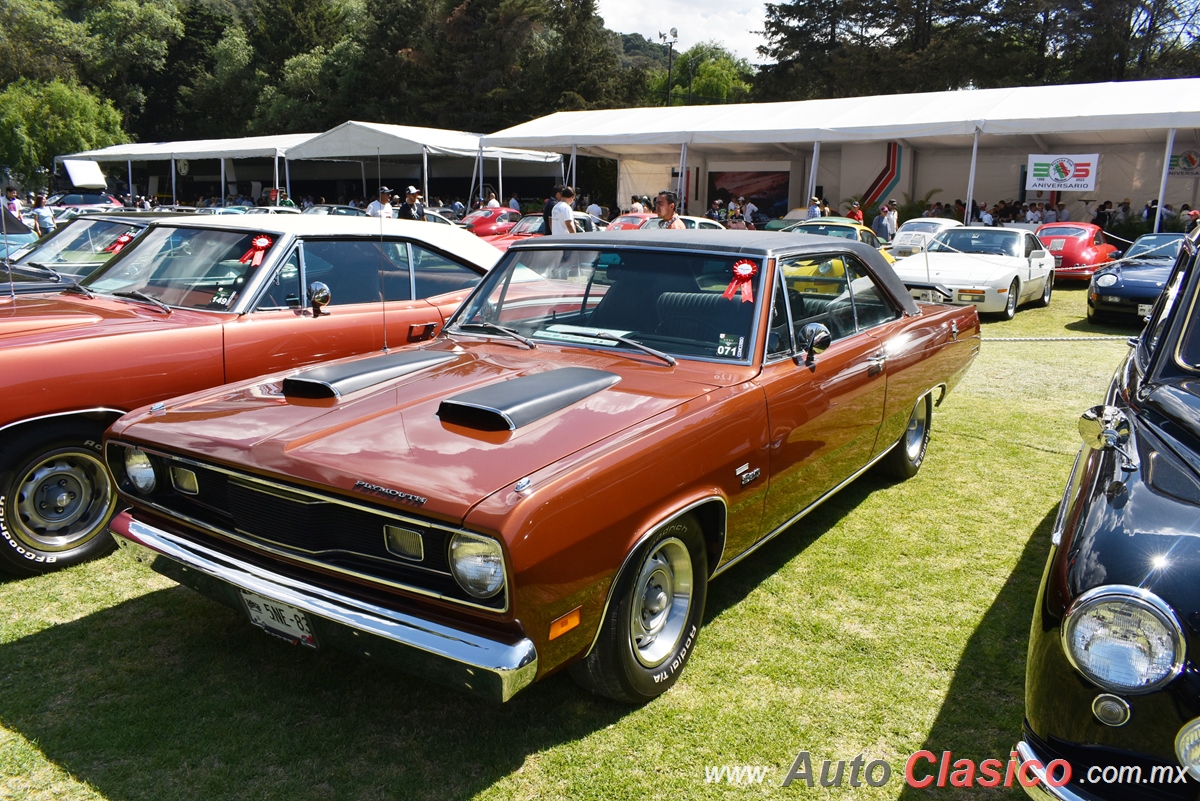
[{"x1": 482, "y1": 77, "x2": 1200, "y2": 156}]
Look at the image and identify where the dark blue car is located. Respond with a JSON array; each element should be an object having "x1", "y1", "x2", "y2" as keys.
[{"x1": 1087, "y1": 233, "x2": 1186, "y2": 324}]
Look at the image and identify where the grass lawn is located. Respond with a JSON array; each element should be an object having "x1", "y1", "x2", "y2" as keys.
[{"x1": 0, "y1": 283, "x2": 1139, "y2": 800}]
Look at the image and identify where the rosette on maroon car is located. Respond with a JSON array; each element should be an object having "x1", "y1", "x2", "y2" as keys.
[
  {"x1": 104, "y1": 231, "x2": 136, "y2": 254},
  {"x1": 239, "y1": 234, "x2": 273, "y2": 267},
  {"x1": 722, "y1": 259, "x2": 758, "y2": 303}
]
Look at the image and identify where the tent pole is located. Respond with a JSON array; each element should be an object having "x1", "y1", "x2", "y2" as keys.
[
  {"x1": 219, "y1": 159, "x2": 225, "y2": 206},
  {"x1": 171, "y1": 158, "x2": 177, "y2": 205},
  {"x1": 469, "y1": 152, "x2": 478, "y2": 208},
  {"x1": 284, "y1": 158, "x2": 291, "y2": 199},
  {"x1": 127, "y1": 160, "x2": 133, "y2": 202},
  {"x1": 569, "y1": 145, "x2": 577, "y2": 190},
  {"x1": 677, "y1": 143, "x2": 688, "y2": 208},
  {"x1": 422, "y1": 146, "x2": 429, "y2": 202},
  {"x1": 360, "y1": 161, "x2": 366, "y2": 200},
  {"x1": 806, "y1": 142, "x2": 821, "y2": 203},
  {"x1": 273, "y1": 155, "x2": 279, "y2": 205},
  {"x1": 478, "y1": 147, "x2": 485, "y2": 206},
  {"x1": 1154, "y1": 128, "x2": 1176, "y2": 233},
  {"x1": 498, "y1": 156, "x2": 503, "y2": 204},
  {"x1": 965, "y1": 129, "x2": 980, "y2": 224}
]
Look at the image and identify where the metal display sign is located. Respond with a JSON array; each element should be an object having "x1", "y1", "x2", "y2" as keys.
[{"x1": 1026, "y1": 154, "x2": 1098, "y2": 191}]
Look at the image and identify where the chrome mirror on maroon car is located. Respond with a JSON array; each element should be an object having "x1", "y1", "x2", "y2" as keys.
[
  {"x1": 797, "y1": 322, "x2": 832, "y2": 366},
  {"x1": 309, "y1": 281, "x2": 330, "y2": 317}
]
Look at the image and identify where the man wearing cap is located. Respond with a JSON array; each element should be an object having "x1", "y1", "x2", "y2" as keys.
[
  {"x1": 397, "y1": 186, "x2": 426, "y2": 221},
  {"x1": 847, "y1": 200, "x2": 863, "y2": 223},
  {"x1": 367, "y1": 187, "x2": 393, "y2": 218},
  {"x1": 807, "y1": 196, "x2": 821, "y2": 219},
  {"x1": 705, "y1": 199, "x2": 722, "y2": 221}
]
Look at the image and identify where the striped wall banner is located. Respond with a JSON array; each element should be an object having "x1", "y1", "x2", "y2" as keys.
[{"x1": 862, "y1": 142, "x2": 901, "y2": 207}]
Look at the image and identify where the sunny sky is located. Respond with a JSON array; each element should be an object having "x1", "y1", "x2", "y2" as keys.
[{"x1": 594, "y1": 0, "x2": 771, "y2": 64}]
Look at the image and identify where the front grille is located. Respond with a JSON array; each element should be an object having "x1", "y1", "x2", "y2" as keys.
[{"x1": 124, "y1": 449, "x2": 501, "y2": 610}]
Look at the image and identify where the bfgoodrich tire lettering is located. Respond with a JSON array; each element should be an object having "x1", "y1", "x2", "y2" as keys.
[
  {"x1": 882, "y1": 393, "x2": 932, "y2": 480},
  {"x1": 569, "y1": 513, "x2": 708, "y2": 703},
  {"x1": 0, "y1": 424, "x2": 118, "y2": 576}
]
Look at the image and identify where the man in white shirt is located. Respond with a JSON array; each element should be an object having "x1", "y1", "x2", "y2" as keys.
[
  {"x1": 886, "y1": 200, "x2": 898, "y2": 238},
  {"x1": 741, "y1": 196, "x2": 758, "y2": 221},
  {"x1": 486, "y1": 192, "x2": 500, "y2": 208},
  {"x1": 366, "y1": 187, "x2": 393, "y2": 218},
  {"x1": 1056, "y1": 202, "x2": 1070, "y2": 222},
  {"x1": 1043, "y1": 205, "x2": 1058, "y2": 223},
  {"x1": 629, "y1": 195, "x2": 643, "y2": 214},
  {"x1": 586, "y1": 198, "x2": 603, "y2": 219},
  {"x1": 551, "y1": 186, "x2": 577, "y2": 235}
]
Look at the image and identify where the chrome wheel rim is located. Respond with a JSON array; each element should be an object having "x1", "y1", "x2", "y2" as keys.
[
  {"x1": 904, "y1": 397, "x2": 929, "y2": 462},
  {"x1": 1006, "y1": 282, "x2": 1018, "y2": 316},
  {"x1": 629, "y1": 537, "x2": 693, "y2": 668},
  {"x1": 1043, "y1": 274, "x2": 1053, "y2": 303},
  {"x1": 11, "y1": 450, "x2": 114, "y2": 551}
]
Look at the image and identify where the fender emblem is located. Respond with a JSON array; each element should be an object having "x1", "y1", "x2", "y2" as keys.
[
  {"x1": 353, "y1": 480, "x2": 427, "y2": 506},
  {"x1": 740, "y1": 467, "x2": 761, "y2": 486}
]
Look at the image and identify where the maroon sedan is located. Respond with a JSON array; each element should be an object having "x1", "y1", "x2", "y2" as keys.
[
  {"x1": 462, "y1": 208, "x2": 523, "y2": 237},
  {"x1": 1036, "y1": 222, "x2": 1118, "y2": 280}
]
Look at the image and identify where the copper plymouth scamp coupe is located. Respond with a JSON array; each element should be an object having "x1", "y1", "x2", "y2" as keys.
[
  {"x1": 106, "y1": 231, "x2": 980, "y2": 702},
  {"x1": 0, "y1": 215, "x2": 499, "y2": 575}
]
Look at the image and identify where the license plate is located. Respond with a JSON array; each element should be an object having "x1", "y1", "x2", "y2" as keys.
[
  {"x1": 1138, "y1": 303, "x2": 1153, "y2": 318},
  {"x1": 240, "y1": 589, "x2": 317, "y2": 647}
]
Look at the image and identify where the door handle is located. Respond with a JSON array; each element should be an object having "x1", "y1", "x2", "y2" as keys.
[
  {"x1": 867, "y1": 353, "x2": 886, "y2": 376},
  {"x1": 408, "y1": 322, "x2": 439, "y2": 342}
]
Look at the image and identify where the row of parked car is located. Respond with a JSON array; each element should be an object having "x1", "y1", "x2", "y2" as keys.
[{"x1": 4, "y1": 207, "x2": 1200, "y2": 796}]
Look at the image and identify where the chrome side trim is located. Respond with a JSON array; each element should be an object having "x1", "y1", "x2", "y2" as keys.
[
  {"x1": 109, "y1": 442, "x2": 508, "y2": 613},
  {"x1": 580, "y1": 496, "x2": 728, "y2": 659},
  {"x1": 1051, "y1": 447, "x2": 1084, "y2": 546},
  {"x1": 0, "y1": 408, "x2": 126, "y2": 436},
  {"x1": 1014, "y1": 740, "x2": 1094, "y2": 801},
  {"x1": 113, "y1": 519, "x2": 537, "y2": 702},
  {"x1": 711, "y1": 443, "x2": 896, "y2": 579}
]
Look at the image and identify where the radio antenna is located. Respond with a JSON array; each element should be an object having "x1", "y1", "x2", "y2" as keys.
[
  {"x1": 2, "y1": 201, "x2": 13, "y2": 301},
  {"x1": 377, "y1": 148, "x2": 389, "y2": 353}
]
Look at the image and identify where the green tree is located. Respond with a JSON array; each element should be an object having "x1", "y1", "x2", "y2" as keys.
[
  {"x1": 248, "y1": 0, "x2": 355, "y2": 72},
  {"x1": 0, "y1": 79, "x2": 127, "y2": 183},
  {"x1": 139, "y1": 3, "x2": 235, "y2": 140},
  {"x1": 177, "y1": 25, "x2": 266, "y2": 138},
  {"x1": 0, "y1": 0, "x2": 91, "y2": 88}
]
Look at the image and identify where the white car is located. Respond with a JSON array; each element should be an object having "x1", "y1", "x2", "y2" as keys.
[
  {"x1": 891, "y1": 227, "x2": 1054, "y2": 319},
  {"x1": 638, "y1": 215, "x2": 725, "y2": 230},
  {"x1": 889, "y1": 218, "x2": 963, "y2": 258}
]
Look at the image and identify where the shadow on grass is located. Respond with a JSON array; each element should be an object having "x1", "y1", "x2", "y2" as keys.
[
  {"x1": 1064, "y1": 318, "x2": 1139, "y2": 335},
  {"x1": 0, "y1": 584, "x2": 628, "y2": 801},
  {"x1": 706, "y1": 470, "x2": 892, "y2": 620},
  {"x1": 895, "y1": 506, "x2": 1056, "y2": 799}
]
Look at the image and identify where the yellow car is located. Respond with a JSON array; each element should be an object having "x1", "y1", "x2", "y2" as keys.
[{"x1": 781, "y1": 218, "x2": 896, "y2": 263}]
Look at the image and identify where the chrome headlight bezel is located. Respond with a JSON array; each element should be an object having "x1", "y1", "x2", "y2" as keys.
[
  {"x1": 448, "y1": 531, "x2": 507, "y2": 599},
  {"x1": 1095, "y1": 273, "x2": 1119, "y2": 288},
  {"x1": 1061, "y1": 584, "x2": 1185, "y2": 695}
]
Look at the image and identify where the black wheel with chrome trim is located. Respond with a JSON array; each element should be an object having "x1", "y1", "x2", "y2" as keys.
[
  {"x1": 569, "y1": 513, "x2": 707, "y2": 703},
  {"x1": 0, "y1": 423, "x2": 118, "y2": 576}
]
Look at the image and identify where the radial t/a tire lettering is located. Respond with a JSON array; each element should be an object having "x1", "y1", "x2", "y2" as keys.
[
  {"x1": 0, "y1": 424, "x2": 118, "y2": 576},
  {"x1": 569, "y1": 513, "x2": 708, "y2": 703},
  {"x1": 882, "y1": 393, "x2": 932, "y2": 480}
]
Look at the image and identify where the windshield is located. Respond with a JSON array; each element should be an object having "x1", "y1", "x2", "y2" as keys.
[
  {"x1": 1126, "y1": 234, "x2": 1184, "y2": 261},
  {"x1": 793, "y1": 223, "x2": 857, "y2": 239},
  {"x1": 897, "y1": 221, "x2": 948, "y2": 235},
  {"x1": 14, "y1": 218, "x2": 146, "y2": 280},
  {"x1": 83, "y1": 226, "x2": 273, "y2": 311},
  {"x1": 448, "y1": 247, "x2": 763, "y2": 362},
  {"x1": 508, "y1": 216, "x2": 546, "y2": 235},
  {"x1": 928, "y1": 229, "x2": 1021, "y2": 257}
]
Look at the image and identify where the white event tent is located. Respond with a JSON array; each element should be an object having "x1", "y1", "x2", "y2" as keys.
[
  {"x1": 284, "y1": 121, "x2": 562, "y2": 201},
  {"x1": 483, "y1": 78, "x2": 1200, "y2": 229}
]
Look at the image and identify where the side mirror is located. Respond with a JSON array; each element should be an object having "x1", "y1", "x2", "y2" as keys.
[
  {"x1": 309, "y1": 281, "x2": 330, "y2": 317},
  {"x1": 1031, "y1": 249, "x2": 1047, "y2": 259},
  {"x1": 795, "y1": 322, "x2": 832, "y2": 366},
  {"x1": 1079, "y1": 405, "x2": 1138, "y2": 470}
]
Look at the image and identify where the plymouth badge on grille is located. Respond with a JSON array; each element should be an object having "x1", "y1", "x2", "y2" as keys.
[{"x1": 353, "y1": 480, "x2": 428, "y2": 506}]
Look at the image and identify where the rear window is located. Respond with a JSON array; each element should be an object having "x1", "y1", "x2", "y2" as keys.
[{"x1": 1039, "y1": 226, "x2": 1088, "y2": 239}]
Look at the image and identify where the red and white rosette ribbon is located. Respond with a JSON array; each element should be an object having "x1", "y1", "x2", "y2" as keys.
[
  {"x1": 104, "y1": 231, "x2": 135, "y2": 254},
  {"x1": 722, "y1": 259, "x2": 758, "y2": 303},
  {"x1": 239, "y1": 234, "x2": 273, "y2": 267}
]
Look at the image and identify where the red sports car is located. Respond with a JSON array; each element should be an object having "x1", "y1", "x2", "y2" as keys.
[
  {"x1": 606, "y1": 212, "x2": 655, "y2": 230},
  {"x1": 481, "y1": 213, "x2": 606, "y2": 251},
  {"x1": 462, "y1": 208, "x2": 523, "y2": 237},
  {"x1": 1035, "y1": 222, "x2": 1118, "y2": 280}
]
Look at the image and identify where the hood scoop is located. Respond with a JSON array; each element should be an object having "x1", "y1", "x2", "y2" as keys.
[
  {"x1": 438, "y1": 367, "x2": 620, "y2": 431},
  {"x1": 282, "y1": 350, "x2": 456, "y2": 399}
]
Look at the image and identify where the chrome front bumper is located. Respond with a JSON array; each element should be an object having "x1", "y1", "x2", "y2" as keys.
[{"x1": 110, "y1": 514, "x2": 538, "y2": 702}]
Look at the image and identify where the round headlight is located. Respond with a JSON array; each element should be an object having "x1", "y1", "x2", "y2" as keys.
[
  {"x1": 1062, "y1": 585, "x2": 1184, "y2": 694},
  {"x1": 1176, "y1": 717, "x2": 1200, "y2": 780},
  {"x1": 448, "y1": 532, "x2": 505, "y2": 599},
  {"x1": 124, "y1": 448, "x2": 157, "y2": 494},
  {"x1": 1096, "y1": 273, "x2": 1118, "y2": 288}
]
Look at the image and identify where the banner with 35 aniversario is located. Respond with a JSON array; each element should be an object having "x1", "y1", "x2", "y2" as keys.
[{"x1": 1026, "y1": 154, "x2": 1099, "y2": 191}]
